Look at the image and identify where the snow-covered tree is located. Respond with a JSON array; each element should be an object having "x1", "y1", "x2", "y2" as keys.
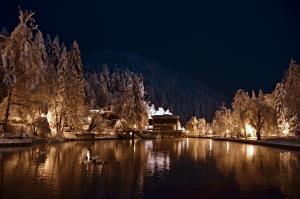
[
  {"x1": 240, "y1": 90, "x2": 277, "y2": 140},
  {"x1": 125, "y1": 74, "x2": 148, "y2": 129},
  {"x1": 186, "y1": 116, "x2": 198, "y2": 134},
  {"x1": 232, "y1": 89, "x2": 250, "y2": 114},
  {"x1": 231, "y1": 89, "x2": 250, "y2": 138},
  {"x1": 280, "y1": 59, "x2": 300, "y2": 135},
  {"x1": 65, "y1": 41, "x2": 87, "y2": 129},
  {"x1": 0, "y1": 10, "x2": 46, "y2": 134},
  {"x1": 85, "y1": 67, "x2": 148, "y2": 130},
  {"x1": 212, "y1": 104, "x2": 233, "y2": 136},
  {"x1": 197, "y1": 118, "x2": 207, "y2": 135}
]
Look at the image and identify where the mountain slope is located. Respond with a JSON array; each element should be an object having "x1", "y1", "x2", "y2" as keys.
[{"x1": 83, "y1": 51, "x2": 227, "y2": 123}]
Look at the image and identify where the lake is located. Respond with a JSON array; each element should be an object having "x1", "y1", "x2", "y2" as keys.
[{"x1": 1, "y1": 138, "x2": 300, "y2": 199}]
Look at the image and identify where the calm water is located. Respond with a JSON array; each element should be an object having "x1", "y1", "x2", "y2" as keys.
[{"x1": 1, "y1": 139, "x2": 300, "y2": 199}]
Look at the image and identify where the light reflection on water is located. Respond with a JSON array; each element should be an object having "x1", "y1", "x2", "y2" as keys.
[
  {"x1": 246, "y1": 145, "x2": 255, "y2": 158},
  {"x1": 146, "y1": 152, "x2": 170, "y2": 177},
  {"x1": 0, "y1": 139, "x2": 300, "y2": 198}
]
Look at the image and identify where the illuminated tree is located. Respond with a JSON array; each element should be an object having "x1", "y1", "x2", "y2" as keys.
[
  {"x1": 280, "y1": 59, "x2": 300, "y2": 135},
  {"x1": 232, "y1": 89, "x2": 250, "y2": 138},
  {"x1": 125, "y1": 74, "x2": 148, "y2": 129},
  {"x1": 0, "y1": 10, "x2": 46, "y2": 134},
  {"x1": 0, "y1": 31, "x2": 8, "y2": 104},
  {"x1": 212, "y1": 104, "x2": 232, "y2": 137},
  {"x1": 65, "y1": 41, "x2": 87, "y2": 129},
  {"x1": 85, "y1": 67, "x2": 148, "y2": 130},
  {"x1": 240, "y1": 91, "x2": 277, "y2": 140},
  {"x1": 186, "y1": 116, "x2": 198, "y2": 134},
  {"x1": 197, "y1": 118, "x2": 207, "y2": 135}
]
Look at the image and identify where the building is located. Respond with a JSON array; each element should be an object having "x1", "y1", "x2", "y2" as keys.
[{"x1": 149, "y1": 115, "x2": 182, "y2": 136}]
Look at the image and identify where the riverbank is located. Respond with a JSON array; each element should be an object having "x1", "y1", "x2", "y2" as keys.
[
  {"x1": 2, "y1": 133, "x2": 300, "y2": 151},
  {"x1": 0, "y1": 138, "x2": 33, "y2": 147},
  {"x1": 186, "y1": 135, "x2": 300, "y2": 151},
  {"x1": 0, "y1": 134, "x2": 120, "y2": 147},
  {"x1": 65, "y1": 134, "x2": 120, "y2": 141}
]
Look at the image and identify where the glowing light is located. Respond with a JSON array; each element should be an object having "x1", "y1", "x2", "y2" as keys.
[
  {"x1": 186, "y1": 138, "x2": 189, "y2": 149},
  {"x1": 246, "y1": 145, "x2": 255, "y2": 158},
  {"x1": 46, "y1": 112, "x2": 53, "y2": 124},
  {"x1": 245, "y1": 123, "x2": 256, "y2": 137},
  {"x1": 83, "y1": 125, "x2": 89, "y2": 130},
  {"x1": 86, "y1": 150, "x2": 91, "y2": 161},
  {"x1": 90, "y1": 109, "x2": 100, "y2": 113},
  {"x1": 209, "y1": 139, "x2": 212, "y2": 151},
  {"x1": 280, "y1": 121, "x2": 290, "y2": 135},
  {"x1": 87, "y1": 116, "x2": 92, "y2": 122},
  {"x1": 226, "y1": 142, "x2": 229, "y2": 152},
  {"x1": 226, "y1": 129, "x2": 229, "y2": 133},
  {"x1": 46, "y1": 111, "x2": 56, "y2": 134},
  {"x1": 11, "y1": 116, "x2": 22, "y2": 121},
  {"x1": 208, "y1": 130, "x2": 212, "y2": 134}
]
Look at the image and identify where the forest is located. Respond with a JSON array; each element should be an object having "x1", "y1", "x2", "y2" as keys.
[
  {"x1": 1, "y1": 10, "x2": 300, "y2": 141},
  {"x1": 186, "y1": 59, "x2": 300, "y2": 140},
  {"x1": 0, "y1": 10, "x2": 148, "y2": 140},
  {"x1": 83, "y1": 51, "x2": 225, "y2": 123}
]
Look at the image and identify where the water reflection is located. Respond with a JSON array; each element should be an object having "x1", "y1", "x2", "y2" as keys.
[
  {"x1": 146, "y1": 152, "x2": 170, "y2": 176},
  {"x1": 0, "y1": 139, "x2": 300, "y2": 198},
  {"x1": 226, "y1": 141, "x2": 229, "y2": 153},
  {"x1": 246, "y1": 145, "x2": 255, "y2": 158}
]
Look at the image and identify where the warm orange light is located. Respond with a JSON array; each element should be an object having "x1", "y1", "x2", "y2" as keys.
[
  {"x1": 246, "y1": 145, "x2": 255, "y2": 158},
  {"x1": 245, "y1": 123, "x2": 256, "y2": 137},
  {"x1": 280, "y1": 121, "x2": 290, "y2": 135}
]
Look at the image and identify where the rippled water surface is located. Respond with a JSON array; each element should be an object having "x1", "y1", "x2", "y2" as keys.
[{"x1": 1, "y1": 138, "x2": 300, "y2": 199}]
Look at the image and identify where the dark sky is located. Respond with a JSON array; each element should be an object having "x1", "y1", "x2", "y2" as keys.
[{"x1": 1, "y1": 0, "x2": 300, "y2": 97}]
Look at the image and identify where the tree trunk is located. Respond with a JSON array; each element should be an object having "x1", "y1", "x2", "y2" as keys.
[
  {"x1": 3, "y1": 87, "x2": 13, "y2": 134},
  {"x1": 243, "y1": 125, "x2": 247, "y2": 140},
  {"x1": 256, "y1": 123, "x2": 262, "y2": 140},
  {"x1": 256, "y1": 113, "x2": 263, "y2": 140},
  {"x1": 256, "y1": 129, "x2": 261, "y2": 140}
]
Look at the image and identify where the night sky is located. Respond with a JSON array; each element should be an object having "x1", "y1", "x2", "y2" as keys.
[{"x1": 1, "y1": 0, "x2": 300, "y2": 97}]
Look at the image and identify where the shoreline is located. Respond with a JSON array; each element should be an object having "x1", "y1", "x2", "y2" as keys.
[
  {"x1": 2, "y1": 135, "x2": 300, "y2": 151},
  {"x1": 0, "y1": 135, "x2": 121, "y2": 147},
  {"x1": 186, "y1": 135, "x2": 300, "y2": 151},
  {"x1": 0, "y1": 138, "x2": 33, "y2": 147}
]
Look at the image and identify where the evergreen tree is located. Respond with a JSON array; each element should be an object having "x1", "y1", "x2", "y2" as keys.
[
  {"x1": 276, "y1": 59, "x2": 300, "y2": 134},
  {"x1": 1, "y1": 10, "x2": 45, "y2": 133},
  {"x1": 126, "y1": 74, "x2": 148, "y2": 129}
]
